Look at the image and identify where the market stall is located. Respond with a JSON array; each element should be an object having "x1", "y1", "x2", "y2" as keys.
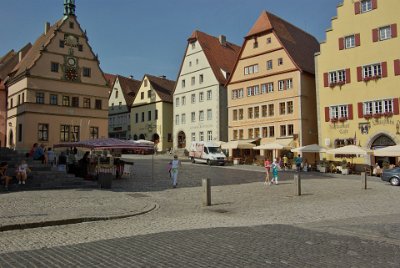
[{"x1": 54, "y1": 138, "x2": 154, "y2": 186}]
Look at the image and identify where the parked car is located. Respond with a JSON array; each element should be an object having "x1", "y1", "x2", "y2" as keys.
[{"x1": 381, "y1": 167, "x2": 400, "y2": 186}]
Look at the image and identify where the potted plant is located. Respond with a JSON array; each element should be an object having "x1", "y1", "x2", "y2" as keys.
[
  {"x1": 338, "y1": 117, "x2": 347, "y2": 122},
  {"x1": 341, "y1": 159, "x2": 349, "y2": 175},
  {"x1": 383, "y1": 111, "x2": 393, "y2": 117},
  {"x1": 318, "y1": 158, "x2": 327, "y2": 173},
  {"x1": 373, "y1": 113, "x2": 382, "y2": 119},
  {"x1": 330, "y1": 118, "x2": 338, "y2": 123}
]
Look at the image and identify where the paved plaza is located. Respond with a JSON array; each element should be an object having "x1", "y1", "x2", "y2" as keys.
[{"x1": 0, "y1": 155, "x2": 399, "y2": 267}]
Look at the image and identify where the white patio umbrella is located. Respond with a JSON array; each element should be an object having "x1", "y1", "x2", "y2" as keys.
[
  {"x1": 221, "y1": 140, "x2": 255, "y2": 150},
  {"x1": 327, "y1": 145, "x2": 372, "y2": 156},
  {"x1": 291, "y1": 144, "x2": 327, "y2": 153},
  {"x1": 291, "y1": 144, "x2": 327, "y2": 166},
  {"x1": 254, "y1": 142, "x2": 292, "y2": 150},
  {"x1": 373, "y1": 144, "x2": 400, "y2": 157}
]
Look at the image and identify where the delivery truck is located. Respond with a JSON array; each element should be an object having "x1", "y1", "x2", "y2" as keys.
[{"x1": 189, "y1": 141, "x2": 226, "y2": 165}]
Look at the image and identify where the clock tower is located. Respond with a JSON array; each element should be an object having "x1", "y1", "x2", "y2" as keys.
[
  {"x1": 5, "y1": 0, "x2": 110, "y2": 150},
  {"x1": 64, "y1": 0, "x2": 76, "y2": 16}
]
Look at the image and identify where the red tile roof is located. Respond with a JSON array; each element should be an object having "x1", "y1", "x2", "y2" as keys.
[
  {"x1": 0, "y1": 43, "x2": 32, "y2": 80},
  {"x1": 245, "y1": 11, "x2": 319, "y2": 74},
  {"x1": 187, "y1": 31, "x2": 241, "y2": 85},
  {"x1": 116, "y1": 75, "x2": 141, "y2": 107},
  {"x1": 104, "y1": 73, "x2": 117, "y2": 88},
  {"x1": 146, "y1": 74, "x2": 176, "y2": 103}
]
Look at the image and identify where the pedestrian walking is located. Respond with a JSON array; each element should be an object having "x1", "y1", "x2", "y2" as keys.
[
  {"x1": 271, "y1": 158, "x2": 279, "y2": 185},
  {"x1": 169, "y1": 155, "x2": 181, "y2": 188},
  {"x1": 295, "y1": 154, "x2": 303, "y2": 172},
  {"x1": 264, "y1": 158, "x2": 271, "y2": 185},
  {"x1": 283, "y1": 155, "x2": 288, "y2": 170}
]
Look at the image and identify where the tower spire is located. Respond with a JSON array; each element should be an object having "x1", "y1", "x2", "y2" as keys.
[{"x1": 64, "y1": 0, "x2": 76, "y2": 16}]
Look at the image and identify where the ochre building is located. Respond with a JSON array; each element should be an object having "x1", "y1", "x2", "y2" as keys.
[
  {"x1": 226, "y1": 11, "x2": 320, "y2": 160},
  {"x1": 316, "y1": 0, "x2": 400, "y2": 165}
]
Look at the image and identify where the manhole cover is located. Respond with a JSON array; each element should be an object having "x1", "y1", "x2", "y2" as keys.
[{"x1": 126, "y1": 193, "x2": 149, "y2": 198}]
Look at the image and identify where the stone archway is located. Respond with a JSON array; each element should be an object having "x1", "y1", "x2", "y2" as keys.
[
  {"x1": 371, "y1": 134, "x2": 396, "y2": 166},
  {"x1": 177, "y1": 131, "x2": 186, "y2": 149}
]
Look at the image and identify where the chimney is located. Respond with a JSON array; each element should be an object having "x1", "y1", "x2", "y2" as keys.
[
  {"x1": 45, "y1": 22, "x2": 50, "y2": 34},
  {"x1": 129, "y1": 75, "x2": 134, "y2": 79},
  {"x1": 18, "y1": 51, "x2": 23, "y2": 62},
  {"x1": 219, "y1": 35, "x2": 226, "y2": 46}
]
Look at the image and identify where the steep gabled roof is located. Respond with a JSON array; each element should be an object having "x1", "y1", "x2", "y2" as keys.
[
  {"x1": 9, "y1": 19, "x2": 64, "y2": 79},
  {"x1": 245, "y1": 11, "x2": 319, "y2": 74},
  {"x1": 104, "y1": 73, "x2": 117, "y2": 88},
  {"x1": 0, "y1": 43, "x2": 32, "y2": 80},
  {"x1": 117, "y1": 75, "x2": 141, "y2": 107},
  {"x1": 146, "y1": 74, "x2": 175, "y2": 103},
  {"x1": 187, "y1": 31, "x2": 241, "y2": 85}
]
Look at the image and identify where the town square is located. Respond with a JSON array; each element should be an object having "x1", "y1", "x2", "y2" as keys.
[{"x1": 0, "y1": 0, "x2": 399, "y2": 267}]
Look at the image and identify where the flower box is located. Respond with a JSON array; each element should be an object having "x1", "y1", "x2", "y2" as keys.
[
  {"x1": 329, "y1": 83, "x2": 336, "y2": 88},
  {"x1": 330, "y1": 118, "x2": 338, "y2": 123},
  {"x1": 363, "y1": 77, "x2": 372, "y2": 82},
  {"x1": 336, "y1": 81, "x2": 345, "y2": 86},
  {"x1": 338, "y1": 117, "x2": 347, "y2": 122},
  {"x1": 383, "y1": 112, "x2": 393, "y2": 117},
  {"x1": 373, "y1": 113, "x2": 382, "y2": 118},
  {"x1": 363, "y1": 114, "x2": 373, "y2": 120}
]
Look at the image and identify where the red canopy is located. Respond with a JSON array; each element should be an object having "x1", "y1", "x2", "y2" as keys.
[{"x1": 54, "y1": 138, "x2": 154, "y2": 152}]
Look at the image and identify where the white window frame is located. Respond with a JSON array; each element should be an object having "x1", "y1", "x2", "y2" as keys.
[
  {"x1": 182, "y1": 96, "x2": 186, "y2": 105},
  {"x1": 191, "y1": 112, "x2": 196, "y2": 122},
  {"x1": 175, "y1": 98, "x2": 180, "y2": 107},
  {"x1": 181, "y1": 113, "x2": 186, "y2": 124},
  {"x1": 199, "y1": 110, "x2": 204, "y2": 121},
  {"x1": 267, "y1": 60, "x2": 273, "y2": 70},
  {"x1": 199, "y1": 74, "x2": 204, "y2": 84},
  {"x1": 286, "y1": 79, "x2": 293, "y2": 89},
  {"x1": 345, "y1": 35, "x2": 355, "y2": 49},
  {"x1": 199, "y1": 131, "x2": 204, "y2": 142},
  {"x1": 199, "y1": 92, "x2": 204, "y2": 102},
  {"x1": 379, "y1": 26, "x2": 392, "y2": 41},
  {"x1": 191, "y1": 132, "x2": 196, "y2": 141},
  {"x1": 330, "y1": 105, "x2": 348, "y2": 119},
  {"x1": 207, "y1": 90, "x2": 212, "y2": 100},
  {"x1": 191, "y1": 94, "x2": 196, "y2": 103},
  {"x1": 175, "y1": 115, "x2": 180, "y2": 125},
  {"x1": 363, "y1": 63, "x2": 382, "y2": 78},
  {"x1": 329, "y1": 70, "x2": 346, "y2": 84},
  {"x1": 207, "y1": 109, "x2": 212, "y2": 120},
  {"x1": 361, "y1": 0, "x2": 372, "y2": 13},
  {"x1": 278, "y1": 80, "x2": 285, "y2": 91},
  {"x1": 207, "y1": 131, "x2": 212, "y2": 141}
]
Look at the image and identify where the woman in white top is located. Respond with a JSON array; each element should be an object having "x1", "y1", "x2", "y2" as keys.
[
  {"x1": 16, "y1": 160, "x2": 30, "y2": 184},
  {"x1": 170, "y1": 155, "x2": 181, "y2": 188}
]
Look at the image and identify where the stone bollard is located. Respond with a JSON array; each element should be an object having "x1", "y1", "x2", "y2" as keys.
[
  {"x1": 294, "y1": 173, "x2": 301, "y2": 196},
  {"x1": 361, "y1": 172, "x2": 367, "y2": 189},
  {"x1": 202, "y1": 178, "x2": 211, "y2": 206}
]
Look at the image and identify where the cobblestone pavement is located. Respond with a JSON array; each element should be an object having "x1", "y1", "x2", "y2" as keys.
[
  {"x1": 1, "y1": 224, "x2": 399, "y2": 267},
  {"x1": 0, "y1": 155, "x2": 399, "y2": 266}
]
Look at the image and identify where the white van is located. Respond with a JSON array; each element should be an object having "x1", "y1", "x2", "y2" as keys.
[{"x1": 189, "y1": 141, "x2": 226, "y2": 165}]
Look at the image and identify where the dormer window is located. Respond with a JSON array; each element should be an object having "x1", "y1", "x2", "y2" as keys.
[
  {"x1": 69, "y1": 22, "x2": 74, "y2": 29},
  {"x1": 191, "y1": 42, "x2": 196, "y2": 49}
]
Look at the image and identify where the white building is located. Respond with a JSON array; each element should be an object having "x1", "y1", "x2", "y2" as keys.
[
  {"x1": 108, "y1": 75, "x2": 140, "y2": 139},
  {"x1": 173, "y1": 31, "x2": 240, "y2": 150}
]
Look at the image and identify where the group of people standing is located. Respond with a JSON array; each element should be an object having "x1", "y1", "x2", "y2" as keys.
[
  {"x1": 263, "y1": 154, "x2": 304, "y2": 186},
  {"x1": 28, "y1": 143, "x2": 56, "y2": 166}
]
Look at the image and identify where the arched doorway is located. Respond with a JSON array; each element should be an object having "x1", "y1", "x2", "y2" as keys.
[
  {"x1": 139, "y1": 134, "x2": 145, "y2": 140},
  {"x1": 8, "y1": 129, "x2": 14, "y2": 149},
  {"x1": 371, "y1": 134, "x2": 396, "y2": 166},
  {"x1": 133, "y1": 134, "x2": 138, "y2": 140},
  {"x1": 177, "y1": 131, "x2": 186, "y2": 149}
]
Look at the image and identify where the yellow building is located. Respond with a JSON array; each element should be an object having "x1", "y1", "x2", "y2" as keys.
[
  {"x1": 5, "y1": 1, "x2": 109, "y2": 150},
  {"x1": 130, "y1": 75, "x2": 175, "y2": 152},
  {"x1": 227, "y1": 11, "x2": 320, "y2": 160},
  {"x1": 316, "y1": 0, "x2": 400, "y2": 166}
]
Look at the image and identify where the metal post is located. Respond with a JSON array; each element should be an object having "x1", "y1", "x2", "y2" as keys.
[
  {"x1": 294, "y1": 173, "x2": 301, "y2": 196},
  {"x1": 202, "y1": 178, "x2": 211, "y2": 206},
  {"x1": 361, "y1": 172, "x2": 367, "y2": 189}
]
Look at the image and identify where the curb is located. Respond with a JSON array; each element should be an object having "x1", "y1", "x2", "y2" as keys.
[{"x1": 0, "y1": 202, "x2": 158, "y2": 232}]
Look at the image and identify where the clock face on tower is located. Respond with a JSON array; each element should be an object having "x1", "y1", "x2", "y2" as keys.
[
  {"x1": 67, "y1": 57, "x2": 76, "y2": 67},
  {"x1": 65, "y1": 68, "x2": 78, "y2": 81}
]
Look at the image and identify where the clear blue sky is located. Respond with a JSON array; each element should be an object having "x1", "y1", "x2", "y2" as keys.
[{"x1": 0, "y1": 0, "x2": 341, "y2": 81}]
